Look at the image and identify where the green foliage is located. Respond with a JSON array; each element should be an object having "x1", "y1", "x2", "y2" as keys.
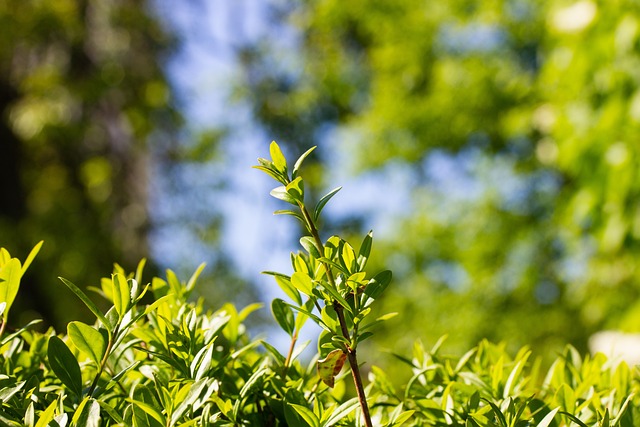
[
  {"x1": 1, "y1": 145, "x2": 640, "y2": 426},
  {"x1": 0, "y1": 0, "x2": 180, "y2": 328},
  {"x1": 1, "y1": 246, "x2": 639, "y2": 426},
  {"x1": 237, "y1": 0, "x2": 640, "y2": 362}
]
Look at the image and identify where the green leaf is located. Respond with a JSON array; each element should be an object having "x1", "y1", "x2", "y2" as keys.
[
  {"x1": 272, "y1": 298, "x2": 296, "y2": 336},
  {"x1": 0, "y1": 319, "x2": 42, "y2": 346},
  {"x1": 21, "y1": 241, "x2": 43, "y2": 275},
  {"x1": 134, "y1": 258, "x2": 146, "y2": 288},
  {"x1": 357, "y1": 231, "x2": 373, "y2": 272},
  {"x1": 0, "y1": 258, "x2": 21, "y2": 320},
  {"x1": 190, "y1": 341, "x2": 216, "y2": 381},
  {"x1": 68, "y1": 321, "x2": 107, "y2": 366},
  {"x1": 275, "y1": 209, "x2": 307, "y2": 227},
  {"x1": 361, "y1": 270, "x2": 392, "y2": 307},
  {"x1": 300, "y1": 236, "x2": 321, "y2": 259},
  {"x1": 71, "y1": 397, "x2": 100, "y2": 427},
  {"x1": 536, "y1": 407, "x2": 559, "y2": 427},
  {"x1": 253, "y1": 164, "x2": 286, "y2": 185},
  {"x1": 612, "y1": 392, "x2": 635, "y2": 426},
  {"x1": 313, "y1": 187, "x2": 342, "y2": 222},
  {"x1": 48, "y1": 336, "x2": 83, "y2": 397},
  {"x1": 340, "y1": 242, "x2": 356, "y2": 274},
  {"x1": 112, "y1": 273, "x2": 130, "y2": 318},
  {"x1": 291, "y1": 272, "x2": 314, "y2": 296},
  {"x1": 260, "y1": 340, "x2": 286, "y2": 365},
  {"x1": 129, "y1": 399, "x2": 166, "y2": 426},
  {"x1": 317, "y1": 349, "x2": 347, "y2": 388},
  {"x1": 96, "y1": 401, "x2": 124, "y2": 425},
  {"x1": 263, "y1": 271, "x2": 302, "y2": 305},
  {"x1": 503, "y1": 352, "x2": 530, "y2": 398},
  {"x1": 322, "y1": 397, "x2": 359, "y2": 426},
  {"x1": 270, "y1": 185, "x2": 298, "y2": 204},
  {"x1": 172, "y1": 379, "x2": 217, "y2": 425},
  {"x1": 286, "y1": 177, "x2": 305, "y2": 203},
  {"x1": 59, "y1": 277, "x2": 110, "y2": 332},
  {"x1": 34, "y1": 400, "x2": 58, "y2": 427},
  {"x1": 185, "y1": 263, "x2": 206, "y2": 293},
  {"x1": 270, "y1": 141, "x2": 288, "y2": 174},
  {"x1": 287, "y1": 403, "x2": 321, "y2": 427},
  {"x1": 292, "y1": 145, "x2": 316, "y2": 179}
]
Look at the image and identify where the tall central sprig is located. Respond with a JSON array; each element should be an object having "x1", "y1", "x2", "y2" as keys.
[{"x1": 254, "y1": 141, "x2": 394, "y2": 427}]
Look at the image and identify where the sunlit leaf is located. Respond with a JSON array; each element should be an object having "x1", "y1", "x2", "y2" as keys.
[
  {"x1": 300, "y1": 236, "x2": 321, "y2": 259},
  {"x1": 292, "y1": 145, "x2": 316, "y2": 179},
  {"x1": 269, "y1": 140, "x2": 288, "y2": 174},
  {"x1": 270, "y1": 185, "x2": 297, "y2": 204},
  {"x1": 68, "y1": 321, "x2": 107, "y2": 366},
  {"x1": 21, "y1": 241, "x2": 43, "y2": 275},
  {"x1": 71, "y1": 397, "x2": 100, "y2": 427},
  {"x1": 313, "y1": 186, "x2": 341, "y2": 222},
  {"x1": 291, "y1": 272, "x2": 314, "y2": 296},
  {"x1": 112, "y1": 273, "x2": 130, "y2": 317},
  {"x1": 286, "y1": 176, "x2": 305, "y2": 203},
  {"x1": 0, "y1": 258, "x2": 21, "y2": 319}
]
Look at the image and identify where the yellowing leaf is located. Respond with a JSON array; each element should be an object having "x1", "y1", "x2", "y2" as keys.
[
  {"x1": 317, "y1": 349, "x2": 347, "y2": 388},
  {"x1": 270, "y1": 141, "x2": 287, "y2": 173}
]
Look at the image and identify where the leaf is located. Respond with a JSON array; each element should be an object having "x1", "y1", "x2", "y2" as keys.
[
  {"x1": 96, "y1": 401, "x2": 125, "y2": 425},
  {"x1": 287, "y1": 403, "x2": 321, "y2": 427},
  {"x1": 313, "y1": 187, "x2": 342, "y2": 222},
  {"x1": 34, "y1": 400, "x2": 58, "y2": 427},
  {"x1": 322, "y1": 397, "x2": 359, "y2": 426},
  {"x1": 291, "y1": 272, "x2": 314, "y2": 296},
  {"x1": 340, "y1": 242, "x2": 356, "y2": 274},
  {"x1": 71, "y1": 397, "x2": 100, "y2": 427},
  {"x1": 171, "y1": 379, "x2": 217, "y2": 425},
  {"x1": 186, "y1": 262, "x2": 206, "y2": 292},
  {"x1": 317, "y1": 349, "x2": 347, "y2": 388},
  {"x1": 253, "y1": 164, "x2": 286, "y2": 185},
  {"x1": 536, "y1": 407, "x2": 559, "y2": 427},
  {"x1": 503, "y1": 352, "x2": 530, "y2": 398},
  {"x1": 0, "y1": 319, "x2": 42, "y2": 347},
  {"x1": 356, "y1": 231, "x2": 373, "y2": 272},
  {"x1": 268, "y1": 273, "x2": 302, "y2": 306},
  {"x1": 134, "y1": 258, "x2": 146, "y2": 288},
  {"x1": 0, "y1": 258, "x2": 21, "y2": 319},
  {"x1": 292, "y1": 145, "x2": 316, "y2": 179},
  {"x1": 112, "y1": 273, "x2": 130, "y2": 318},
  {"x1": 190, "y1": 341, "x2": 216, "y2": 381},
  {"x1": 48, "y1": 336, "x2": 83, "y2": 397},
  {"x1": 272, "y1": 298, "x2": 295, "y2": 336},
  {"x1": 58, "y1": 277, "x2": 110, "y2": 332},
  {"x1": 270, "y1": 140, "x2": 288, "y2": 174},
  {"x1": 129, "y1": 399, "x2": 166, "y2": 426},
  {"x1": 260, "y1": 340, "x2": 286, "y2": 365},
  {"x1": 300, "y1": 236, "x2": 321, "y2": 259},
  {"x1": 275, "y1": 209, "x2": 307, "y2": 227},
  {"x1": 270, "y1": 185, "x2": 297, "y2": 204},
  {"x1": 286, "y1": 177, "x2": 305, "y2": 203},
  {"x1": 612, "y1": 392, "x2": 635, "y2": 426},
  {"x1": 361, "y1": 270, "x2": 392, "y2": 307},
  {"x1": 67, "y1": 321, "x2": 107, "y2": 366},
  {"x1": 21, "y1": 241, "x2": 43, "y2": 275}
]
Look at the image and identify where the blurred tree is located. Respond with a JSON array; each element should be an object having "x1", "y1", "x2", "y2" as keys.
[
  {"x1": 0, "y1": 0, "x2": 179, "y2": 327},
  {"x1": 236, "y1": 0, "x2": 640, "y2": 365}
]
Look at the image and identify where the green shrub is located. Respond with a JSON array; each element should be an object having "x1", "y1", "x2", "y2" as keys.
[{"x1": 0, "y1": 142, "x2": 638, "y2": 426}]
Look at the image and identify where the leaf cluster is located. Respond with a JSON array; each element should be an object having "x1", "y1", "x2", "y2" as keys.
[{"x1": 0, "y1": 144, "x2": 638, "y2": 426}]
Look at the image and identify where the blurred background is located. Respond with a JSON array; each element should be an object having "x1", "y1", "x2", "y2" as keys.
[{"x1": 2, "y1": 0, "x2": 640, "y2": 373}]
